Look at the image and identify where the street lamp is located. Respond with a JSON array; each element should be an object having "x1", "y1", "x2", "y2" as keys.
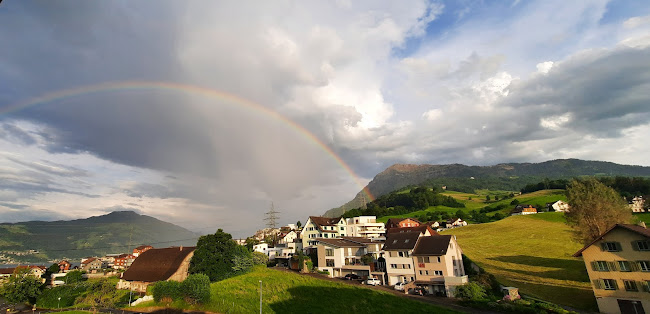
[
  {"x1": 57, "y1": 297, "x2": 61, "y2": 309},
  {"x1": 259, "y1": 280, "x2": 262, "y2": 314}
]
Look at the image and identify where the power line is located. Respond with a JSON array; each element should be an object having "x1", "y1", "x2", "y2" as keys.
[
  {"x1": 40, "y1": 236, "x2": 202, "y2": 253},
  {"x1": 264, "y1": 202, "x2": 280, "y2": 229}
]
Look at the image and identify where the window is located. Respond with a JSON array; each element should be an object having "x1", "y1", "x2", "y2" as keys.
[
  {"x1": 325, "y1": 249, "x2": 334, "y2": 257},
  {"x1": 340, "y1": 227, "x2": 345, "y2": 231},
  {"x1": 639, "y1": 261, "x2": 650, "y2": 272},
  {"x1": 404, "y1": 239, "x2": 410, "y2": 243},
  {"x1": 618, "y1": 261, "x2": 631, "y2": 272},
  {"x1": 425, "y1": 270, "x2": 429, "y2": 275},
  {"x1": 407, "y1": 264, "x2": 411, "y2": 269},
  {"x1": 399, "y1": 251, "x2": 404, "y2": 257},
  {"x1": 391, "y1": 264, "x2": 397, "y2": 269},
  {"x1": 453, "y1": 259, "x2": 457, "y2": 266},
  {"x1": 434, "y1": 270, "x2": 443, "y2": 276},
  {"x1": 419, "y1": 270, "x2": 422, "y2": 275},
  {"x1": 603, "y1": 279, "x2": 617, "y2": 290},
  {"x1": 326, "y1": 259, "x2": 335, "y2": 267},
  {"x1": 424, "y1": 257, "x2": 430, "y2": 263},
  {"x1": 624, "y1": 280, "x2": 638, "y2": 292},
  {"x1": 634, "y1": 241, "x2": 650, "y2": 251},
  {"x1": 601, "y1": 242, "x2": 621, "y2": 252},
  {"x1": 592, "y1": 261, "x2": 613, "y2": 271},
  {"x1": 324, "y1": 234, "x2": 328, "y2": 238},
  {"x1": 437, "y1": 257, "x2": 441, "y2": 263}
]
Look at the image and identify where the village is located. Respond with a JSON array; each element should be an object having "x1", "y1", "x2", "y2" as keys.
[{"x1": 2, "y1": 194, "x2": 648, "y2": 314}]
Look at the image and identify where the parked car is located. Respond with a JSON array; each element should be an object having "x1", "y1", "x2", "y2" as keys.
[
  {"x1": 365, "y1": 278, "x2": 381, "y2": 286},
  {"x1": 343, "y1": 274, "x2": 360, "y2": 280},
  {"x1": 394, "y1": 282, "x2": 407, "y2": 291},
  {"x1": 409, "y1": 287, "x2": 428, "y2": 295}
]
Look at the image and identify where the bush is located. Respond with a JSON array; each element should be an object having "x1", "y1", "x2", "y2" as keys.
[
  {"x1": 151, "y1": 280, "x2": 182, "y2": 303},
  {"x1": 454, "y1": 282, "x2": 487, "y2": 301},
  {"x1": 305, "y1": 260, "x2": 314, "y2": 272},
  {"x1": 180, "y1": 274, "x2": 211, "y2": 304},
  {"x1": 63, "y1": 270, "x2": 85, "y2": 284}
]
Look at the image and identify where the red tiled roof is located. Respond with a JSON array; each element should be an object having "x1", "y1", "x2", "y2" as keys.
[
  {"x1": 81, "y1": 257, "x2": 96, "y2": 265},
  {"x1": 573, "y1": 224, "x2": 650, "y2": 257},
  {"x1": 309, "y1": 216, "x2": 342, "y2": 227},
  {"x1": 122, "y1": 246, "x2": 195, "y2": 282}
]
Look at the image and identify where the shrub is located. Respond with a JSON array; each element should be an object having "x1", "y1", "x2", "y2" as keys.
[
  {"x1": 305, "y1": 260, "x2": 314, "y2": 272},
  {"x1": 252, "y1": 252, "x2": 268, "y2": 265},
  {"x1": 180, "y1": 274, "x2": 211, "y2": 304},
  {"x1": 63, "y1": 270, "x2": 85, "y2": 284},
  {"x1": 454, "y1": 282, "x2": 487, "y2": 301},
  {"x1": 151, "y1": 280, "x2": 182, "y2": 303}
]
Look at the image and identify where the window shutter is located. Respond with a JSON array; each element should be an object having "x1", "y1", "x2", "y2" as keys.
[
  {"x1": 600, "y1": 242, "x2": 607, "y2": 251},
  {"x1": 608, "y1": 262, "x2": 617, "y2": 271},
  {"x1": 613, "y1": 280, "x2": 619, "y2": 290},
  {"x1": 591, "y1": 261, "x2": 598, "y2": 271},
  {"x1": 593, "y1": 279, "x2": 602, "y2": 289},
  {"x1": 632, "y1": 241, "x2": 640, "y2": 251},
  {"x1": 631, "y1": 261, "x2": 641, "y2": 272}
]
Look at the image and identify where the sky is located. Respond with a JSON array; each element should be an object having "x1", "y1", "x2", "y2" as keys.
[{"x1": 1, "y1": 0, "x2": 649, "y2": 238}]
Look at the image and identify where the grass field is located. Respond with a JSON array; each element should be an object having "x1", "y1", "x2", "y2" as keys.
[
  {"x1": 442, "y1": 213, "x2": 596, "y2": 311},
  {"x1": 135, "y1": 266, "x2": 460, "y2": 314},
  {"x1": 377, "y1": 189, "x2": 568, "y2": 223}
]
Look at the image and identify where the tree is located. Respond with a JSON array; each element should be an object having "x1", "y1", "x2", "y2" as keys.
[
  {"x1": 455, "y1": 210, "x2": 467, "y2": 220},
  {"x1": 510, "y1": 199, "x2": 520, "y2": 205},
  {"x1": 244, "y1": 237, "x2": 260, "y2": 251},
  {"x1": 180, "y1": 274, "x2": 211, "y2": 304},
  {"x1": 190, "y1": 229, "x2": 249, "y2": 281},
  {"x1": 565, "y1": 178, "x2": 632, "y2": 245},
  {"x1": 63, "y1": 270, "x2": 85, "y2": 284},
  {"x1": 296, "y1": 221, "x2": 302, "y2": 229},
  {"x1": 0, "y1": 268, "x2": 43, "y2": 305},
  {"x1": 454, "y1": 282, "x2": 487, "y2": 300},
  {"x1": 485, "y1": 195, "x2": 491, "y2": 201}
]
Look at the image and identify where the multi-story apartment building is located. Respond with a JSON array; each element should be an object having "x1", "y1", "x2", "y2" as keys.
[
  {"x1": 574, "y1": 223, "x2": 650, "y2": 314},
  {"x1": 384, "y1": 231, "x2": 420, "y2": 285},
  {"x1": 302, "y1": 216, "x2": 347, "y2": 249},
  {"x1": 410, "y1": 235, "x2": 468, "y2": 297},
  {"x1": 346, "y1": 216, "x2": 386, "y2": 239}
]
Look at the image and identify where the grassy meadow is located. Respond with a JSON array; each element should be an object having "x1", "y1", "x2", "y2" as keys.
[
  {"x1": 134, "y1": 266, "x2": 460, "y2": 314},
  {"x1": 442, "y1": 213, "x2": 596, "y2": 311},
  {"x1": 377, "y1": 189, "x2": 567, "y2": 223}
]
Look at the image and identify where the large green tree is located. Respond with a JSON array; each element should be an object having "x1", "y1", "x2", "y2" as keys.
[
  {"x1": 0, "y1": 268, "x2": 43, "y2": 305},
  {"x1": 189, "y1": 229, "x2": 248, "y2": 281},
  {"x1": 566, "y1": 178, "x2": 632, "y2": 244}
]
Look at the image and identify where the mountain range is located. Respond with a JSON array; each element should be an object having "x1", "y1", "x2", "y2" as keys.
[
  {"x1": 324, "y1": 159, "x2": 650, "y2": 217},
  {"x1": 0, "y1": 211, "x2": 199, "y2": 263}
]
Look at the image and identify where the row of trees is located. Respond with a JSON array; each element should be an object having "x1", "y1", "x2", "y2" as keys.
[{"x1": 343, "y1": 186, "x2": 464, "y2": 219}]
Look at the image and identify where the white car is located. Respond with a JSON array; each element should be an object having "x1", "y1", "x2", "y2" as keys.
[
  {"x1": 394, "y1": 282, "x2": 406, "y2": 291},
  {"x1": 365, "y1": 278, "x2": 381, "y2": 286}
]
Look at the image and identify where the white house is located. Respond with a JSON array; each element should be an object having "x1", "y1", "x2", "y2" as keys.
[
  {"x1": 301, "y1": 216, "x2": 347, "y2": 249},
  {"x1": 278, "y1": 231, "x2": 298, "y2": 244},
  {"x1": 316, "y1": 237, "x2": 385, "y2": 282},
  {"x1": 630, "y1": 196, "x2": 646, "y2": 213},
  {"x1": 550, "y1": 200, "x2": 570, "y2": 212},
  {"x1": 345, "y1": 216, "x2": 386, "y2": 239},
  {"x1": 384, "y1": 231, "x2": 420, "y2": 286},
  {"x1": 252, "y1": 243, "x2": 269, "y2": 254}
]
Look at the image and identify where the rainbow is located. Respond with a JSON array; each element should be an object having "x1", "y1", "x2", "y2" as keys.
[{"x1": 1, "y1": 80, "x2": 374, "y2": 203}]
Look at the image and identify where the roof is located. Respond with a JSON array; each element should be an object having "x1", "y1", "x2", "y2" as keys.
[
  {"x1": 573, "y1": 224, "x2": 650, "y2": 257},
  {"x1": 135, "y1": 245, "x2": 153, "y2": 250},
  {"x1": 0, "y1": 268, "x2": 15, "y2": 275},
  {"x1": 412, "y1": 235, "x2": 453, "y2": 256},
  {"x1": 82, "y1": 257, "x2": 96, "y2": 265},
  {"x1": 122, "y1": 246, "x2": 196, "y2": 282},
  {"x1": 386, "y1": 218, "x2": 421, "y2": 228},
  {"x1": 309, "y1": 216, "x2": 342, "y2": 227},
  {"x1": 386, "y1": 225, "x2": 437, "y2": 236},
  {"x1": 317, "y1": 238, "x2": 365, "y2": 248},
  {"x1": 383, "y1": 232, "x2": 421, "y2": 250}
]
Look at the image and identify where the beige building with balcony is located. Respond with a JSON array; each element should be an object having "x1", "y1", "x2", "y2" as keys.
[
  {"x1": 410, "y1": 235, "x2": 467, "y2": 297},
  {"x1": 574, "y1": 223, "x2": 650, "y2": 314},
  {"x1": 302, "y1": 216, "x2": 347, "y2": 249},
  {"x1": 316, "y1": 237, "x2": 385, "y2": 282}
]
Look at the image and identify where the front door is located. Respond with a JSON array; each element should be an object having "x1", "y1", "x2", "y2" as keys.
[{"x1": 618, "y1": 299, "x2": 645, "y2": 314}]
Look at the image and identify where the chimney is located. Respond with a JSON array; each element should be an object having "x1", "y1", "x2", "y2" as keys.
[
  {"x1": 180, "y1": 246, "x2": 183, "y2": 251},
  {"x1": 638, "y1": 222, "x2": 647, "y2": 229}
]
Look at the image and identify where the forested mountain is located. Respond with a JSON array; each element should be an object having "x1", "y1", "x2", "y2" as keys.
[
  {"x1": 324, "y1": 159, "x2": 650, "y2": 217},
  {"x1": 0, "y1": 211, "x2": 200, "y2": 263}
]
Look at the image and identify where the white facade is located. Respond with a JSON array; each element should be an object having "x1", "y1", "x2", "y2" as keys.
[
  {"x1": 630, "y1": 196, "x2": 646, "y2": 213},
  {"x1": 385, "y1": 250, "x2": 416, "y2": 285},
  {"x1": 278, "y1": 231, "x2": 298, "y2": 244},
  {"x1": 346, "y1": 216, "x2": 386, "y2": 239},
  {"x1": 253, "y1": 243, "x2": 269, "y2": 254},
  {"x1": 301, "y1": 217, "x2": 347, "y2": 249}
]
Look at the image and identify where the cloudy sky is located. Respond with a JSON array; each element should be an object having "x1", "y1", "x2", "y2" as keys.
[{"x1": 1, "y1": 0, "x2": 649, "y2": 237}]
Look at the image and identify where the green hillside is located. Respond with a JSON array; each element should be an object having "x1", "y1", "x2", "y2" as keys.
[
  {"x1": 442, "y1": 213, "x2": 596, "y2": 311},
  {"x1": 0, "y1": 211, "x2": 199, "y2": 262},
  {"x1": 135, "y1": 266, "x2": 460, "y2": 314},
  {"x1": 377, "y1": 189, "x2": 567, "y2": 223}
]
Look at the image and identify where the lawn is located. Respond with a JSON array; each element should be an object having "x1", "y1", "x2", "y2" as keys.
[
  {"x1": 135, "y1": 266, "x2": 460, "y2": 314},
  {"x1": 442, "y1": 213, "x2": 596, "y2": 311}
]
